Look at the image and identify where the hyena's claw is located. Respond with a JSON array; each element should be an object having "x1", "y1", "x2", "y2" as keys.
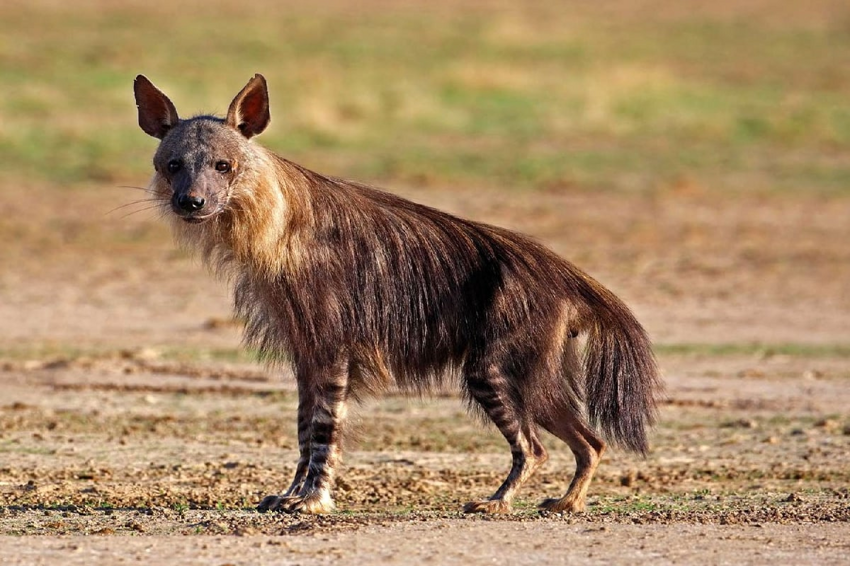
[
  {"x1": 538, "y1": 496, "x2": 586, "y2": 514},
  {"x1": 462, "y1": 499, "x2": 512, "y2": 514},
  {"x1": 257, "y1": 495, "x2": 287, "y2": 513}
]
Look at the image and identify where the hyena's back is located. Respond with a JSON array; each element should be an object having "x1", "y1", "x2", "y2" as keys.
[{"x1": 234, "y1": 169, "x2": 654, "y2": 445}]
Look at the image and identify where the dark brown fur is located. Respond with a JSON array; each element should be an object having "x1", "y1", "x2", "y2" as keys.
[{"x1": 134, "y1": 74, "x2": 662, "y2": 514}]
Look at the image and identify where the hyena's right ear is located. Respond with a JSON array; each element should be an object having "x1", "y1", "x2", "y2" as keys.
[{"x1": 134, "y1": 75, "x2": 179, "y2": 139}]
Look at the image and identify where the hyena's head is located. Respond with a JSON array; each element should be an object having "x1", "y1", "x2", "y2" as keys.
[{"x1": 134, "y1": 74, "x2": 270, "y2": 224}]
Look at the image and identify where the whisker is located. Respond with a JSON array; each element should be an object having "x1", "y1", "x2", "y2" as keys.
[
  {"x1": 118, "y1": 203, "x2": 164, "y2": 220},
  {"x1": 105, "y1": 199, "x2": 160, "y2": 216},
  {"x1": 115, "y1": 185, "x2": 151, "y2": 192}
]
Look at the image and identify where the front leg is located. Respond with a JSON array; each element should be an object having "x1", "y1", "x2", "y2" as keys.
[
  {"x1": 259, "y1": 361, "x2": 350, "y2": 514},
  {"x1": 258, "y1": 379, "x2": 315, "y2": 512},
  {"x1": 286, "y1": 377, "x2": 349, "y2": 513}
]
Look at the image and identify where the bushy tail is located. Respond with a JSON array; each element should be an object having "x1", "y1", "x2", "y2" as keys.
[{"x1": 581, "y1": 286, "x2": 662, "y2": 455}]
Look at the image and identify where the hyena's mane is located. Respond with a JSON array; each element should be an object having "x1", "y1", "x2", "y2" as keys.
[{"x1": 222, "y1": 152, "x2": 600, "y2": 408}]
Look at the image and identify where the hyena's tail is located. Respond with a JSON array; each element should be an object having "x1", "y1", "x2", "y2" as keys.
[{"x1": 577, "y1": 277, "x2": 662, "y2": 455}]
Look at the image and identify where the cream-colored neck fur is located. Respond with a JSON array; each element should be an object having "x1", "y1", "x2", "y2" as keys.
[{"x1": 167, "y1": 147, "x2": 307, "y2": 282}]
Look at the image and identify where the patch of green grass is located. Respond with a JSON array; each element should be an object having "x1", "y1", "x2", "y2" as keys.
[
  {"x1": 0, "y1": 1, "x2": 849, "y2": 194},
  {"x1": 0, "y1": 344, "x2": 259, "y2": 364},
  {"x1": 0, "y1": 344, "x2": 102, "y2": 362},
  {"x1": 163, "y1": 347, "x2": 260, "y2": 364},
  {"x1": 655, "y1": 342, "x2": 850, "y2": 358},
  {"x1": 0, "y1": 442, "x2": 56, "y2": 456},
  {"x1": 4, "y1": 341, "x2": 846, "y2": 366}
]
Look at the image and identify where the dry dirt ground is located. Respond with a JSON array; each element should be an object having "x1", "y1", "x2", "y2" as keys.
[{"x1": 0, "y1": 185, "x2": 849, "y2": 564}]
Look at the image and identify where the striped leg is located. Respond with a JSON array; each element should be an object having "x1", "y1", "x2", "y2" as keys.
[
  {"x1": 280, "y1": 363, "x2": 349, "y2": 514},
  {"x1": 463, "y1": 364, "x2": 548, "y2": 514},
  {"x1": 257, "y1": 379, "x2": 315, "y2": 513}
]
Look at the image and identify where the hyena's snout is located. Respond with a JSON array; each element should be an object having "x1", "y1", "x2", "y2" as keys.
[
  {"x1": 173, "y1": 192, "x2": 206, "y2": 213},
  {"x1": 168, "y1": 172, "x2": 227, "y2": 223}
]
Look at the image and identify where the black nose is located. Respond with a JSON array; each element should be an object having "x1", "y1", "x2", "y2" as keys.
[{"x1": 175, "y1": 194, "x2": 205, "y2": 212}]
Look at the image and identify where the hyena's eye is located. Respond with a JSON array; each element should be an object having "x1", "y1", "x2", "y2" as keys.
[
  {"x1": 215, "y1": 160, "x2": 232, "y2": 173},
  {"x1": 167, "y1": 160, "x2": 182, "y2": 174}
]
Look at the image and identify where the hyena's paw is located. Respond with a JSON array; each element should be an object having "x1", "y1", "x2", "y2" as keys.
[
  {"x1": 538, "y1": 496, "x2": 586, "y2": 514},
  {"x1": 257, "y1": 494, "x2": 300, "y2": 513},
  {"x1": 462, "y1": 499, "x2": 512, "y2": 514},
  {"x1": 281, "y1": 490, "x2": 335, "y2": 514}
]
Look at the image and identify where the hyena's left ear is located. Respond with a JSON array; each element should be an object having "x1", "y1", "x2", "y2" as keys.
[
  {"x1": 226, "y1": 74, "x2": 271, "y2": 139},
  {"x1": 134, "y1": 75, "x2": 179, "y2": 139}
]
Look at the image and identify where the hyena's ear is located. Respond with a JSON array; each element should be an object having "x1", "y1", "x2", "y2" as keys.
[
  {"x1": 134, "y1": 75, "x2": 179, "y2": 139},
  {"x1": 226, "y1": 74, "x2": 270, "y2": 139}
]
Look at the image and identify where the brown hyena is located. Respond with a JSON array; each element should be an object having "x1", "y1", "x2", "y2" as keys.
[{"x1": 134, "y1": 74, "x2": 662, "y2": 515}]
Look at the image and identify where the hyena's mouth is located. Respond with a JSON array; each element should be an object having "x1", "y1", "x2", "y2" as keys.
[
  {"x1": 170, "y1": 200, "x2": 225, "y2": 224},
  {"x1": 182, "y1": 216, "x2": 210, "y2": 224},
  {"x1": 180, "y1": 210, "x2": 219, "y2": 224}
]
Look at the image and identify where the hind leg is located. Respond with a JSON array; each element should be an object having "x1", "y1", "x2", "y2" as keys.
[
  {"x1": 537, "y1": 409, "x2": 606, "y2": 513},
  {"x1": 462, "y1": 364, "x2": 548, "y2": 514}
]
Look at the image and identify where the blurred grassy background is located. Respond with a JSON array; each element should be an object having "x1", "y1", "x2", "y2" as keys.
[{"x1": 1, "y1": 0, "x2": 849, "y2": 195}]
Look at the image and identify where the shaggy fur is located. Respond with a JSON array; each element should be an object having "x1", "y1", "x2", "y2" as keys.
[{"x1": 135, "y1": 74, "x2": 662, "y2": 514}]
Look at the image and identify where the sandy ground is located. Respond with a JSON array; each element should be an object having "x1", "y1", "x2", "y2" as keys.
[
  {"x1": 1, "y1": 522, "x2": 849, "y2": 566},
  {"x1": 0, "y1": 185, "x2": 849, "y2": 564}
]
